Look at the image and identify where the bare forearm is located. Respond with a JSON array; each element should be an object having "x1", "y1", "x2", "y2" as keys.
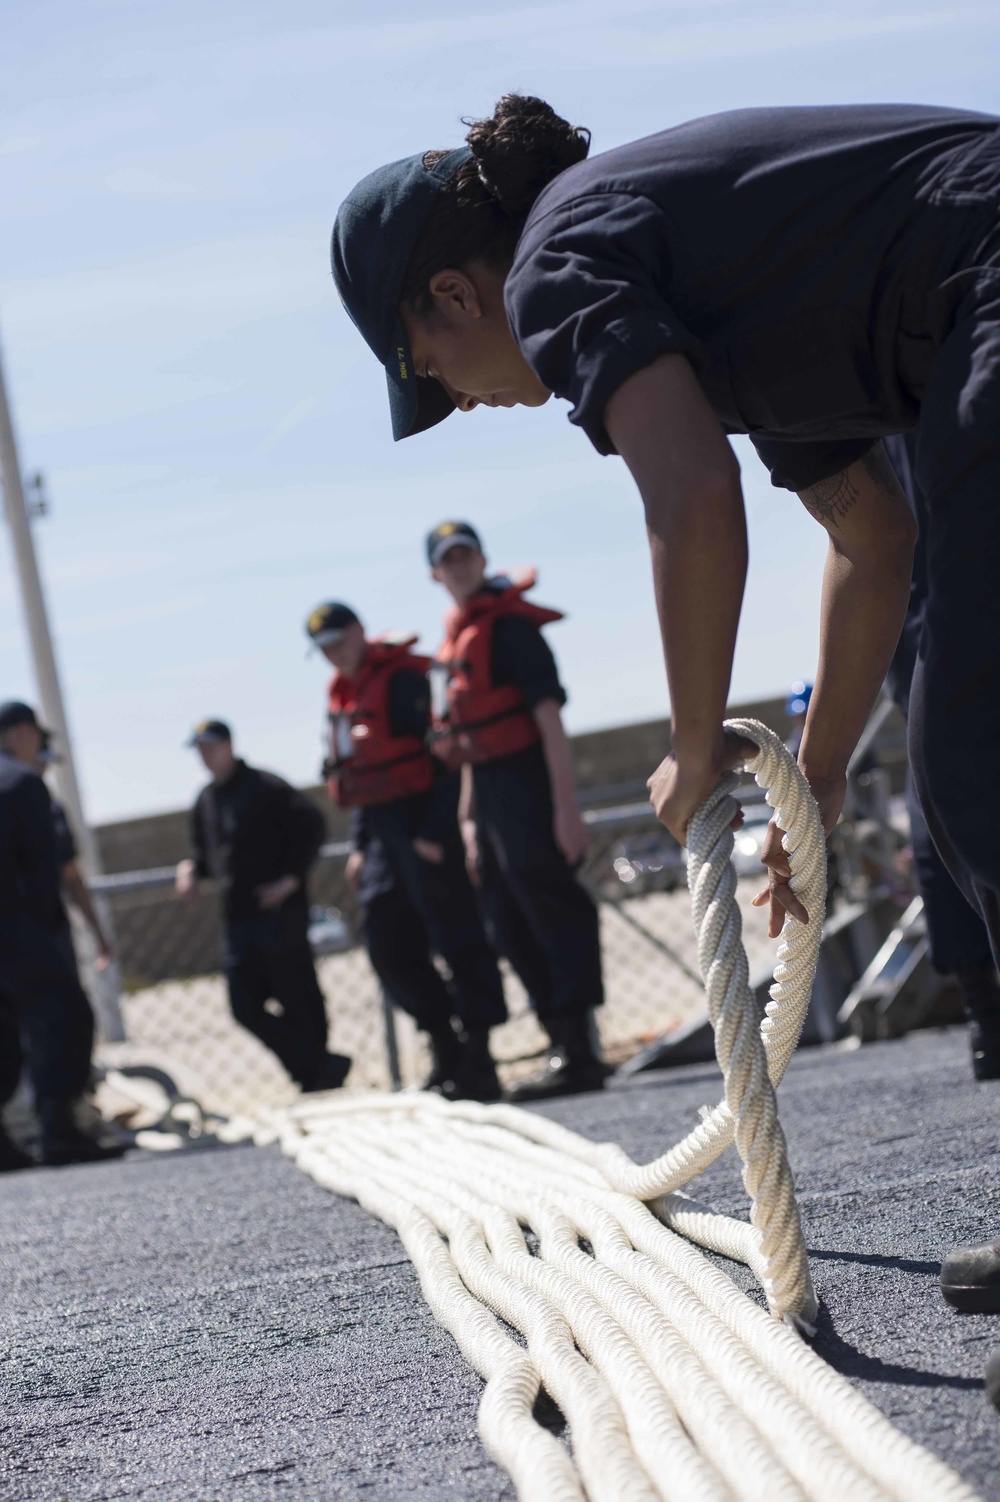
[
  {"x1": 799, "y1": 540, "x2": 911, "y2": 783},
  {"x1": 62, "y1": 866, "x2": 108, "y2": 947},
  {"x1": 605, "y1": 354, "x2": 747, "y2": 765},
  {"x1": 458, "y1": 762, "x2": 475, "y2": 825},
  {"x1": 647, "y1": 477, "x2": 747, "y2": 762},
  {"x1": 796, "y1": 449, "x2": 916, "y2": 787},
  {"x1": 533, "y1": 699, "x2": 578, "y2": 812}
]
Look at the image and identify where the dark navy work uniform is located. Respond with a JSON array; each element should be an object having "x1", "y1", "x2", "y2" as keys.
[
  {"x1": 352, "y1": 669, "x2": 506, "y2": 1033},
  {"x1": 505, "y1": 104, "x2": 1000, "y2": 964},
  {"x1": 471, "y1": 617, "x2": 604, "y2": 1021},
  {"x1": 0, "y1": 754, "x2": 94, "y2": 1110},
  {"x1": 884, "y1": 433, "x2": 993, "y2": 976},
  {"x1": 191, "y1": 761, "x2": 332, "y2": 1088}
]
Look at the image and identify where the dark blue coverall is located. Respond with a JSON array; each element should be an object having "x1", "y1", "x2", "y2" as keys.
[
  {"x1": 0, "y1": 754, "x2": 94, "y2": 1113},
  {"x1": 883, "y1": 433, "x2": 994, "y2": 978},
  {"x1": 504, "y1": 103, "x2": 1000, "y2": 967},
  {"x1": 352, "y1": 668, "x2": 506, "y2": 1034},
  {"x1": 469, "y1": 615, "x2": 604, "y2": 1023},
  {"x1": 191, "y1": 759, "x2": 337, "y2": 1088}
]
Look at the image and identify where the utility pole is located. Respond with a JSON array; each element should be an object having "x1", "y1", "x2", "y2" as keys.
[{"x1": 0, "y1": 326, "x2": 125, "y2": 1042}]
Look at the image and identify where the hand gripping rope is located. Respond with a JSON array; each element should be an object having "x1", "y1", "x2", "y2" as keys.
[{"x1": 253, "y1": 720, "x2": 979, "y2": 1502}]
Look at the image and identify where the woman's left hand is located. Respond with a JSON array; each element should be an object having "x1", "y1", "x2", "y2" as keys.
[
  {"x1": 554, "y1": 803, "x2": 590, "y2": 867},
  {"x1": 752, "y1": 774, "x2": 846, "y2": 937}
]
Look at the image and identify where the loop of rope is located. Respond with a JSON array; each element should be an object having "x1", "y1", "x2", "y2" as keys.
[{"x1": 245, "y1": 718, "x2": 978, "y2": 1501}]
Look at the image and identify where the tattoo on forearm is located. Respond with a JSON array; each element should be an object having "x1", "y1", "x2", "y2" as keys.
[
  {"x1": 799, "y1": 442, "x2": 905, "y2": 528},
  {"x1": 799, "y1": 470, "x2": 860, "y2": 527}
]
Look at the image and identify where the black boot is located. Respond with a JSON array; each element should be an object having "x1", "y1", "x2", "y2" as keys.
[
  {"x1": 0, "y1": 1122, "x2": 34, "y2": 1172},
  {"x1": 506, "y1": 1018, "x2": 608, "y2": 1104},
  {"x1": 940, "y1": 1239, "x2": 1000, "y2": 1312},
  {"x1": 40, "y1": 1097, "x2": 128, "y2": 1167},
  {"x1": 956, "y1": 967, "x2": 1000, "y2": 1081},
  {"x1": 301, "y1": 1052, "x2": 352, "y2": 1093},
  {"x1": 421, "y1": 1024, "x2": 462, "y2": 1094},
  {"x1": 449, "y1": 1028, "x2": 501, "y2": 1104}
]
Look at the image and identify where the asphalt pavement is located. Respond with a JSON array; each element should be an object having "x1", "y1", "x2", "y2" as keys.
[{"x1": 2, "y1": 1025, "x2": 1000, "y2": 1501}]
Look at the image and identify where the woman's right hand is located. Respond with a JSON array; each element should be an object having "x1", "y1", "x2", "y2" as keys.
[
  {"x1": 647, "y1": 729, "x2": 757, "y2": 846},
  {"x1": 344, "y1": 850, "x2": 365, "y2": 892}
]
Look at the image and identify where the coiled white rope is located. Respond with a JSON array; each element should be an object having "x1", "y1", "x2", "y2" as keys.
[{"x1": 252, "y1": 720, "x2": 978, "y2": 1502}]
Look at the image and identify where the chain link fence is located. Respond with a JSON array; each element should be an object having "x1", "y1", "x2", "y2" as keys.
[{"x1": 88, "y1": 787, "x2": 784, "y2": 1119}]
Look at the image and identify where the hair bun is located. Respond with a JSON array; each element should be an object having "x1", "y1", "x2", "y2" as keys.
[{"x1": 465, "y1": 94, "x2": 590, "y2": 216}]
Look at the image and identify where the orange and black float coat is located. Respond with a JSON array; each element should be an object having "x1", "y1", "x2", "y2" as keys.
[
  {"x1": 326, "y1": 637, "x2": 435, "y2": 808},
  {"x1": 431, "y1": 573, "x2": 564, "y2": 768}
]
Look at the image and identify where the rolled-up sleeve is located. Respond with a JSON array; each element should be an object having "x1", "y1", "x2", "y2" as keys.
[
  {"x1": 750, "y1": 435, "x2": 876, "y2": 492},
  {"x1": 506, "y1": 193, "x2": 699, "y2": 456}
]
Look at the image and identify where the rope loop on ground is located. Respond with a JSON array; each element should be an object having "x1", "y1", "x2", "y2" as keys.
[{"x1": 247, "y1": 717, "x2": 979, "y2": 1502}]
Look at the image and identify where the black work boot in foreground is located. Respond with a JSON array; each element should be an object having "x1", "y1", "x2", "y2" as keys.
[
  {"x1": 421, "y1": 1025, "x2": 463, "y2": 1094},
  {"x1": 40, "y1": 1098, "x2": 128, "y2": 1167},
  {"x1": 448, "y1": 1028, "x2": 502, "y2": 1103},
  {"x1": 941, "y1": 1239, "x2": 1000, "y2": 1312},
  {"x1": 505, "y1": 1019, "x2": 608, "y2": 1104},
  {"x1": 301, "y1": 1052, "x2": 353, "y2": 1093},
  {"x1": 0, "y1": 1122, "x2": 34, "y2": 1172},
  {"x1": 957, "y1": 966, "x2": 1000, "y2": 1081}
]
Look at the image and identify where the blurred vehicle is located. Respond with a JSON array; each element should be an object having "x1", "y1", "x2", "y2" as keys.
[
  {"x1": 608, "y1": 830, "x2": 687, "y2": 898},
  {"x1": 307, "y1": 905, "x2": 352, "y2": 955},
  {"x1": 732, "y1": 805, "x2": 774, "y2": 879}
]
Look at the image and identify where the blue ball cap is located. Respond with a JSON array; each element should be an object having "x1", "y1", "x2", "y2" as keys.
[
  {"x1": 331, "y1": 147, "x2": 472, "y2": 441},
  {"x1": 425, "y1": 520, "x2": 483, "y2": 567}
]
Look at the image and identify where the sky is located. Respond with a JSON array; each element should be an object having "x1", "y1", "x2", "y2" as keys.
[{"x1": 1, "y1": 0, "x2": 999, "y2": 826}]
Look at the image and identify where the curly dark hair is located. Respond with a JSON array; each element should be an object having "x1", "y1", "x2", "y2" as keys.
[{"x1": 399, "y1": 94, "x2": 590, "y2": 312}]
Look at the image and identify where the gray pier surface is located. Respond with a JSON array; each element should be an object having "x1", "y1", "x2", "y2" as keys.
[{"x1": 2, "y1": 1026, "x2": 999, "y2": 1500}]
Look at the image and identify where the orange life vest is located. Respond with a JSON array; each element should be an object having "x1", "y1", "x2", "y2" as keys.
[
  {"x1": 430, "y1": 572, "x2": 564, "y2": 768},
  {"x1": 326, "y1": 636, "x2": 435, "y2": 808}
]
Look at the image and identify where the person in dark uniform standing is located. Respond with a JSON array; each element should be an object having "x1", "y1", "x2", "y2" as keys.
[
  {"x1": 882, "y1": 432, "x2": 1000, "y2": 1081},
  {"x1": 176, "y1": 720, "x2": 351, "y2": 1093},
  {"x1": 426, "y1": 521, "x2": 605, "y2": 1101},
  {"x1": 0, "y1": 701, "x2": 123, "y2": 1168},
  {"x1": 307, "y1": 600, "x2": 507, "y2": 1099}
]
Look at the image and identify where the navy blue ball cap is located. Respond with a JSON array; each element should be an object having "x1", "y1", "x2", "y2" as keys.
[
  {"x1": 186, "y1": 719, "x2": 231, "y2": 748},
  {"x1": 426, "y1": 520, "x2": 483, "y2": 567},
  {"x1": 331, "y1": 147, "x2": 472, "y2": 442},
  {"x1": 0, "y1": 700, "x2": 50, "y2": 735},
  {"x1": 305, "y1": 601, "x2": 361, "y2": 647}
]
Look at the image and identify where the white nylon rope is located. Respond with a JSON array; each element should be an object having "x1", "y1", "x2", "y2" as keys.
[{"x1": 252, "y1": 720, "x2": 979, "y2": 1502}]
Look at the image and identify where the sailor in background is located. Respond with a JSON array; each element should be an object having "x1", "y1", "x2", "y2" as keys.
[
  {"x1": 427, "y1": 521, "x2": 605, "y2": 1101},
  {"x1": 176, "y1": 720, "x2": 351, "y2": 1094},
  {"x1": 0, "y1": 701, "x2": 123, "y2": 1168},
  {"x1": 309, "y1": 601, "x2": 507, "y2": 1100}
]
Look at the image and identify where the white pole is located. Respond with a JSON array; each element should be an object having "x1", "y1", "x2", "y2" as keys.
[{"x1": 0, "y1": 326, "x2": 125, "y2": 1042}]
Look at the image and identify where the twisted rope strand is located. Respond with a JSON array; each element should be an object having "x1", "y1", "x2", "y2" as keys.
[{"x1": 250, "y1": 721, "x2": 978, "y2": 1502}]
